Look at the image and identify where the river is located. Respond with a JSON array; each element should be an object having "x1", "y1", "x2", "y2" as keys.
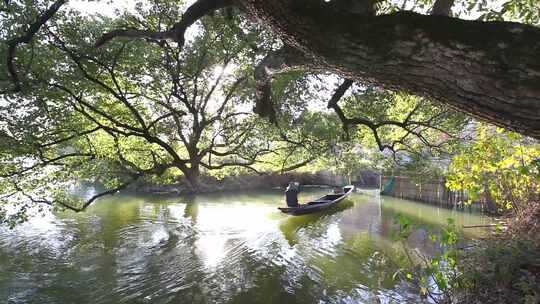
[{"x1": 0, "y1": 188, "x2": 492, "y2": 303}]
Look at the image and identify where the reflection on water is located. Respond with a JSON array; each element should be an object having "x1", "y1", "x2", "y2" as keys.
[{"x1": 0, "y1": 189, "x2": 492, "y2": 304}]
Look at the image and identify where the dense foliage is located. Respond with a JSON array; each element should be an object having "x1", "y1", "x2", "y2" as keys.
[{"x1": 447, "y1": 125, "x2": 540, "y2": 214}]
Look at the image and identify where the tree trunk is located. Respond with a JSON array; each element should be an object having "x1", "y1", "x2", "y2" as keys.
[
  {"x1": 184, "y1": 166, "x2": 201, "y2": 193},
  {"x1": 241, "y1": 1, "x2": 540, "y2": 139},
  {"x1": 482, "y1": 178, "x2": 498, "y2": 214},
  {"x1": 431, "y1": 0, "x2": 454, "y2": 16}
]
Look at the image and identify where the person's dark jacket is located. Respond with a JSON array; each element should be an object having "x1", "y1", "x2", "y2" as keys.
[{"x1": 285, "y1": 183, "x2": 300, "y2": 207}]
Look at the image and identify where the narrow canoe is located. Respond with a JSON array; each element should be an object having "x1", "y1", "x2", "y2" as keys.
[{"x1": 278, "y1": 185, "x2": 355, "y2": 215}]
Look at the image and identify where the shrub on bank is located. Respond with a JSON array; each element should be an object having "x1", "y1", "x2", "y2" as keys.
[
  {"x1": 458, "y1": 203, "x2": 540, "y2": 303},
  {"x1": 394, "y1": 201, "x2": 540, "y2": 303}
]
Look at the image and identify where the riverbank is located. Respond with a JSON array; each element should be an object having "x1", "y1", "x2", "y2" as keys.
[
  {"x1": 455, "y1": 202, "x2": 540, "y2": 303},
  {"x1": 128, "y1": 170, "x2": 380, "y2": 195}
]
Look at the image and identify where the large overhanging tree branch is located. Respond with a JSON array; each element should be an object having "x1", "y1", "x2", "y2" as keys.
[{"x1": 240, "y1": 0, "x2": 540, "y2": 138}]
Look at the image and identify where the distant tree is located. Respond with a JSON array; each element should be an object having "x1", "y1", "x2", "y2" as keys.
[{"x1": 0, "y1": 4, "x2": 318, "y2": 220}]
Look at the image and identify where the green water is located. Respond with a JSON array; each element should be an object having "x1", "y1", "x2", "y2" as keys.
[{"x1": 0, "y1": 188, "x2": 492, "y2": 304}]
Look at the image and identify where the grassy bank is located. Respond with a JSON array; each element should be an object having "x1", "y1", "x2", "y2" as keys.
[{"x1": 456, "y1": 202, "x2": 540, "y2": 303}]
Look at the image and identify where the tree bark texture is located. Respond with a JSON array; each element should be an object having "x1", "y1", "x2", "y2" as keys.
[{"x1": 240, "y1": 0, "x2": 540, "y2": 139}]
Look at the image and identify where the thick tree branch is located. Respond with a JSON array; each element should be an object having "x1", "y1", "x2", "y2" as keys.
[
  {"x1": 5, "y1": 0, "x2": 66, "y2": 91},
  {"x1": 279, "y1": 156, "x2": 315, "y2": 174},
  {"x1": 38, "y1": 126, "x2": 102, "y2": 148},
  {"x1": 200, "y1": 148, "x2": 269, "y2": 173},
  {"x1": 431, "y1": 0, "x2": 454, "y2": 16},
  {"x1": 327, "y1": 79, "x2": 462, "y2": 154},
  {"x1": 74, "y1": 176, "x2": 142, "y2": 212},
  {"x1": 206, "y1": 76, "x2": 248, "y2": 124},
  {"x1": 95, "y1": 0, "x2": 234, "y2": 48},
  {"x1": 253, "y1": 45, "x2": 311, "y2": 122},
  {"x1": 327, "y1": 79, "x2": 354, "y2": 124},
  {"x1": 95, "y1": 29, "x2": 175, "y2": 48},
  {"x1": 0, "y1": 152, "x2": 94, "y2": 178}
]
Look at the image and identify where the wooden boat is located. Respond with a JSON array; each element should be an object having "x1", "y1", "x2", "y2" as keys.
[{"x1": 278, "y1": 185, "x2": 355, "y2": 215}]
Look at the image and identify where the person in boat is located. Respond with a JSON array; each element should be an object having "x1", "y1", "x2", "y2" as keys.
[
  {"x1": 285, "y1": 182, "x2": 301, "y2": 207},
  {"x1": 332, "y1": 186, "x2": 343, "y2": 194}
]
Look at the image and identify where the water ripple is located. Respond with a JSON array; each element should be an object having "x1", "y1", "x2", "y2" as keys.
[{"x1": 0, "y1": 190, "x2": 492, "y2": 303}]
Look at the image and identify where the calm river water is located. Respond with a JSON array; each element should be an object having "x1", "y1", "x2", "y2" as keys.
[{"x1": 0, "y1": 188, "x2": 492, "y2": 304}]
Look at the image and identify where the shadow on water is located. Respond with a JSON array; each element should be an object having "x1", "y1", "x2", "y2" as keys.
[{"x1": 279, "y1": 200, "x2": 355, "y2": 246}]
